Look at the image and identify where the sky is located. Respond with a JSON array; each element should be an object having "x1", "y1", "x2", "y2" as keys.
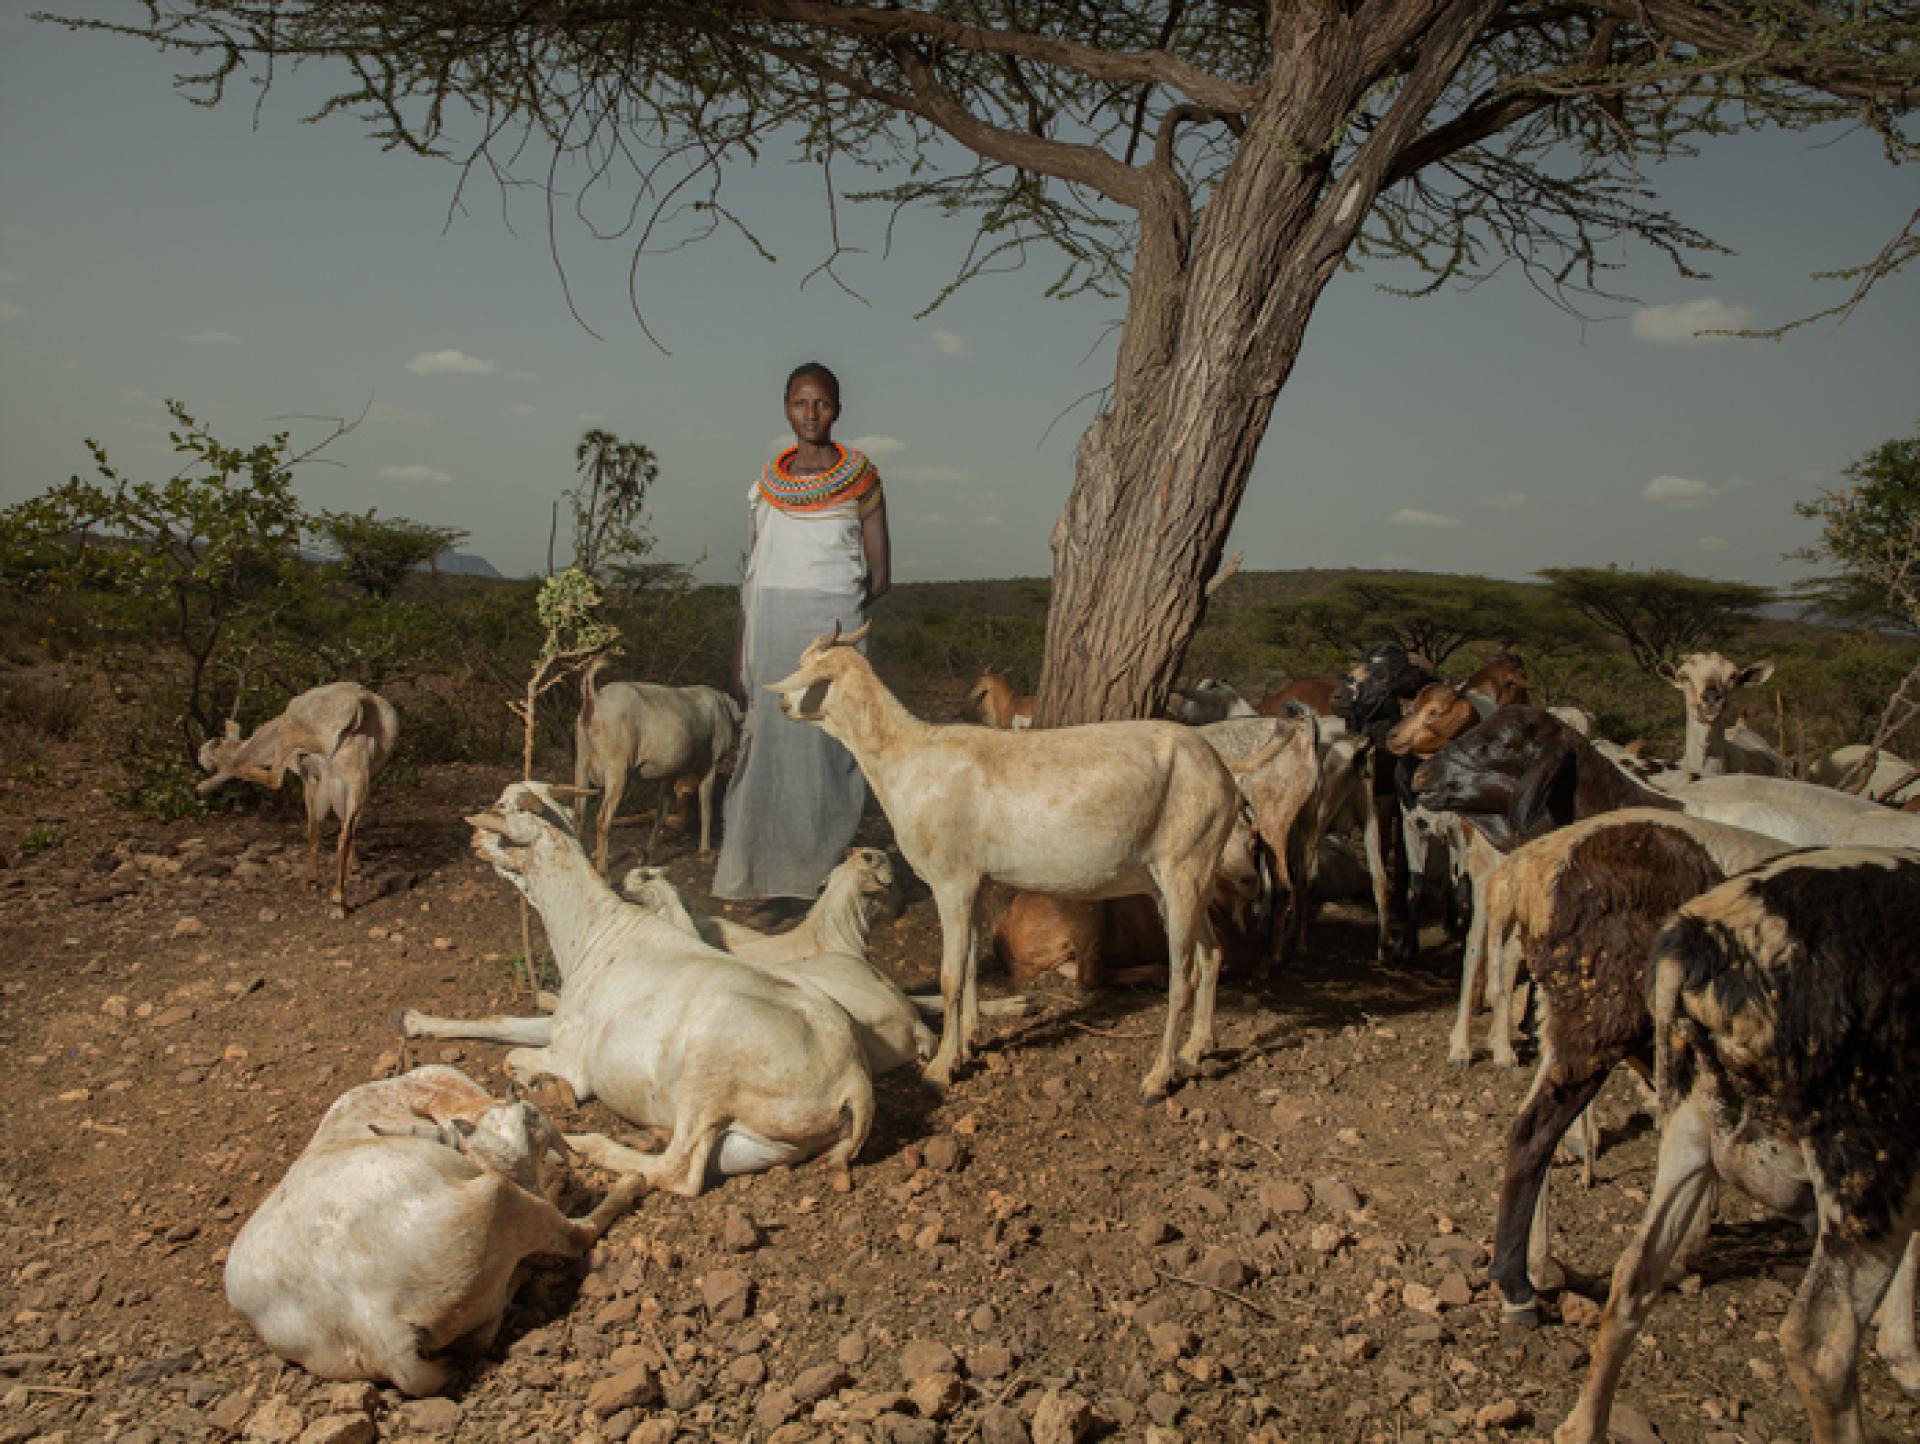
[{"x1": 2, "y1": 7, "x2": 1915, "y2": 592}]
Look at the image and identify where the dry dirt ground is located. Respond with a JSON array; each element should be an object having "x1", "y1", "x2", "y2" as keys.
[{"x1": 3, "y1": 754, "x2": 1917, "y2": 1444}]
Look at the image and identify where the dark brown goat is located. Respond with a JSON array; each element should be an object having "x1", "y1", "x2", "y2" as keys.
[
  {"x1": 1411, "y1": 707, "x2": 1676, "y2": 852},
  {"x1": 1488, "y1": 821, "x2": 1728, "y2": 1319}
]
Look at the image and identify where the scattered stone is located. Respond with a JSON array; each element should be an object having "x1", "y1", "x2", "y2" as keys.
[
  {"x1": 1607, "y1": 1402, "x2": 1662, "y2": 1444},
  {"x1": 1435, "y1": 1273, "x2": 1473, "y2": 1309},
  {"x1": 296, "y1": 1417, "x2": 375, "y2": 1444},
  {"x1": 392, "y1": 1397, "x2": 462, "y2": 1434},
  {"x1": 792, "y1": 1362, "x2": 850, "y2": 1405},
  {"x1": 1404, "y1": 1282, "x2": 1442, "y2": 1315},
  {"x1": 922, "y1": 1135, "x2": 966, "y2": 1172},
  {"x1": 1307, "y1": 1223, "x2": 1348, "y2": 1255},
  {"x1": 899, "y1": 1338, "x2": 959, "y2": 1383},
  {"x1": 1559, "y1": 1291, "x2": 1603, "y2": 1329},
  {"x1": 909, "y1": 1371, "x2": 965, "y2": 1419},
  {"x1": 837, "y1": 1330, "x2": 869, "y2": 1366},
  {"x1": 979, "y1": 1403, "x2": 1030, "y2": 1444},
  {"x1": 721, "y1": 1210, "x2": 762, "y2": 1253},
  {"x1": 971, "y1": 1342, "x2": 1016, "y2": 1379},
  {"x1": 1197, "y1": 1247, "x2": 1251, "y2": 1291},
  {"x1": 208, "y1": 1391, "x2": 253, "y2": 1432},
  {"x1": 151, "y1": 1004, "x2": 195, "y2": 1028},
  {"x1": 1257, "y1": 1180, "x2": 1311, "y2": 1216},
  {"x1": 323, "y1": 1383, "x2": 379, "y2": 1416},
  {"x1": 970, "y1": 1303, "x2": 998, "y2": 1333},
  {"x1": 702, "y1": 1268, "x2": 754, "y2": 1323},
  {"x1": 593, "y1": 1354, "x2": 663, "y2": 1413},
  {"x1": 874, "y1": 1414, "x2": 940, "y2": 1444},
  {"x1": 1473, "y1": 1399, "x2": 1528, "y2": 1431},
  {"x1": 755, "y1": 1386, "x2": 798, "y2": 1431},
  {"x1": 1311, "y1": 1177, "x2": 1363, "y2": 1213},
  {"x1": 171, "y1": 917, "x2": 206, "y2": 939},
  {"x1": 1147, "y1": 1322, "x2": 1195, "y2": 1362},
  {"x1": 101, "y1": 996, "x2": 129, "y2": 1019},
  {"x1": 1032, "y1": 1389, "x2": 1094, "y2": 1444},
  {"x1": 243, "y1": 1396, "x2": 304, "y2": 1444},
  {"x1": 728, "y1": 1353, "x2": 767, "y2": 1387},
  {"x1": 1135, "y1": 1217, "x2": 1177, "y2": 1247},
  {"x1": 1144, "y1": 1391, "x2": 1183, "y2": 1429}
]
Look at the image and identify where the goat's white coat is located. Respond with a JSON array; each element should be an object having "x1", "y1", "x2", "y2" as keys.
[
  {"x1": 225, "y1": 1065, "x2": 638, "y2": 1394},
  {"x1": 1806, "y1": 743, "x2": 1920, "y2": 806},
  {"x1": 401, "y1": 784, "x2": 873, "y2": 1192},
  {"x1": 1664, "y1": 773, "x2": 1920, "y2": 848}
]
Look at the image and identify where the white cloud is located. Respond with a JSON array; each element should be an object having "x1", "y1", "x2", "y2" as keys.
[
  {"x1": 848, "y1": 434, "x2": 906, "y2": 457},
  {"x1": 502, "y1": 403, "x2": 536, "y2": 418},
  {"x1": 368, "y1": 402, "x2": 432, "y2": 426},
  {"x1": 1642, "y1": 474, "x2": 1725, "y2": 507},
  {"x1": 510, "y1": 370, "x2": 537, "y2": 382},
  {"x1": 1478, "y1": 491, "x2": 1528, "y2": 510},
  {"x1": 187, "y1": 330, "x2": 241, "y2": 345},
  {"x1": 890, "y1": 464, "x2": 976, "y2": 485},
  {"x1": 404, "y1": 349, "x2": 498, "y2": 376},
  {"x1": 0, "y1": 299, "x2": 24, "y2": 320},
  {"x1": 1631, "y1": 297, "x2": 1755, "y2": 347},
  {"x1": 1699, "y1": 535, "x2": 1733, "y2": 553},
  {"x1": 1390, "y1": 508, "x2": 1463, "y2": 529},
  {"x1": 928, "y1": 329, "x2": 967, "y2": 357},
  {"x1": 378, "y1": 464, "x2": 453, "y2": 483}
]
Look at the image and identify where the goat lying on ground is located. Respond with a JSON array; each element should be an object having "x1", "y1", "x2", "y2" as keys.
[
  {"x1": 197, "y1": 681, "x2": 400, "y2": 909},
  {"x1": 1479, "y1": 812, "x2": 1793, "y2": 1318},
  {"x1": 573, "y1": 658, "x2": 741, "y2": 872},
  {"x1": 621, "y1": 849, "x2": 938, "y2": 1076},
  {"x1": 225, "y1": 1065, "x2": 641, "y2": 1395},
  {"x1": 1557, "y1": 847, "x2": 1920, "y2": 1444},
  {"x1": 765, "y1": 621, "x2": 1238, "y2": 1100},
  {"x1": 1660, "y1": 651, "x2": 1784, "y2": 775},
  {"x1": 399, "y1": 783, "x2": 873, "y2": 1193},
  {"x1": 961, "y1": 670, "x2": 1034, "y2": 729}
]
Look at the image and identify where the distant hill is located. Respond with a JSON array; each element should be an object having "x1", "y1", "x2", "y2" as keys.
[{"x1": 432, "y1": 551, "x2": 505, "y2": 579}]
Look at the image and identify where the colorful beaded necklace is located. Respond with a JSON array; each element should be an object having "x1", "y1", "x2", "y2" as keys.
[{"x1": 759, "y1": 444, "x2": 879, "y2": 514}]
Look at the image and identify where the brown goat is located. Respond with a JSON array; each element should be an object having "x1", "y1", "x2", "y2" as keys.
[
  {"x1": 961, "y1": 671, "x2": 1035, "y2": 729},
  {"x1": 1385, "y1": 680, "x2": 1484, "y2": 759},
  {"x1": 1462, "y1": 654, "x2": 1535, "y2": 707},
  {"x1": 1257, "y1": 676, "x2": 1339, "y2": 717}
]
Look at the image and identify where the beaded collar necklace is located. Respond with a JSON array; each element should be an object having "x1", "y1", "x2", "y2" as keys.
[{"x1": 759, "y1": 443, "x2": 879, "y2": 514}]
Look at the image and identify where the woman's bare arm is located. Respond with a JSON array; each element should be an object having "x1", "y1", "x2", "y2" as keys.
[{"x1": 861, "y1": 496, "x2": 891, "y2": 607}]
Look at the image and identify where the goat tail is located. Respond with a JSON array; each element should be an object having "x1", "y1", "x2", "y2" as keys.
[
  {"x1": 823, "y1": 1069, "x2": 876, "y2": 1184},
  {"x1": 580, "y1": 655, "x2": 614, "y2": 726}
]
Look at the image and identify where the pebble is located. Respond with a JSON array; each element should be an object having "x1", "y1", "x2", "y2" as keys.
[
  {"x1": 908, "y1": 1371, "x2": 964, "y2": 1419},
  {"x1": 922, "y1": 1135, "x2": 966, "y2": 1171},
  {"x1": 1473, "y1": 1399, "x2": 1528, "y2": 1430},
  {"x1": 1258, "y1": 1180, "x2": 1311, "y2": 1216},
  {"x1": 701, "y1": 1269, "x2": 754, "y2": 1323},
  {"x1": 1435, "y1": 1273, "x2": 1473, "y2": 1309},
  {"x1": 899, "y1": 1338, "x2": 959, "y2": 1383},
  {"x1": 1311, "y1": 1176, "x2": 1363, "y2": 1213},
  {"x1": 1135, "y1": 1217, "x2": 1177, "y2": 1247},
  {"x1": 1307, "y1": 1223, "x2": 1348, "y2": 1254},
  {"x1": 721, "y1": 1210, "x2": 762, "y2": 1253},
  {"x1": 295, "y1": 1417, "x2": 374, "y2": 1444},
  {"x1": 243, "y1": 1397, "x2": 305, "y2": 1444},
  {"x1": 393, "y1": 1397, "x2": 462, "y2": 1434},
  {"x1": 754, "y1": 1385, "x2": 798, "y2": 1431},
  {"x1": 171, "y1": 917, "x2": 205, "y2": 938},
  {"x1": 1144, "y1": 1391, "x2": 1183, "y2": 1428},
  {"x1": 791, "y1": 1362, "x2": 850, "y2": 1405},
  {"x1": 1404, "y1": 1282, "x2": 1442, "y2": 1315},
  {"x1": 970, "y1": 1303, "x2": 998, "y2": 1333},
  {"x1": 1032, "y1": 1389, "x2": 1094, "y2": 1444},
  {"x1": 1196, "y1": 1247, "x2": 1250, "y2": 1291},
  {"x1": 836, "y1": 1330, "x2": 868, "y2": 1366},
  {"x1": 1559, "y1": 1291, "x2": 1602, "y2": 1328},
  {"x1": 979, "y1": 1403, "x2": 1031, "y2": 1444},
  {"x1": 586, "y1": 1364, "x2": 659, "y2": 1418},
  {"x1": 727, "y1": 1354, "x2": 767, "y2": 1387},
  {"x1": 1147, "y1": 1323, "x2": 1195, "y2": 1362},
  {"x1": 971, "y1": 1342, "x2": 1016, "y2": 1379}
]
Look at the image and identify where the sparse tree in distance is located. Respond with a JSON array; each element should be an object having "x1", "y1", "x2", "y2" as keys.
[
  {"x1": 567, "y1": 429, "x2": 660, "y2": 583},
  {"x1": 0, "y1": 402, "x2": 322, "y2": 751},
  {"x1": 1538, "y1": 566, "x2": 1773, "y2": 677},
  {"x1": 61, "y1": 4, "x2": 1920, "y2": 724},
  {"x1": 1268, "y1": 574, "x2": 1589, "y2": 671},
  {"x1": 310, "y1": 508, "x2": 469, "y2": 599},
  {"x1": 1794, "y1": 425, "x2": 1920, "y2": 785}
]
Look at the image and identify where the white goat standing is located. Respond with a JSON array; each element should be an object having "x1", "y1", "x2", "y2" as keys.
[
  {"x1": 399, "y1": 783, "x2": 874, "y2": 1193},
  {"x1": 764, "y1": 622, "x2": 1239, "y2": 1100},
  {"x1": 1660, "y1": 652, "x2": 1784, "y2": 775},
  {"x1": 574, "y1": 657, "x2": 741, "y2": 872},
  {"x1": 225, "y1": 1065, "x2": 641, "y2": 1395},
  {"x1": 622, "y1": 849, "x2": 940, "y2": 1075},
  {"x1": 196, "y1": 681, "x2": 400, "y2": 908}
]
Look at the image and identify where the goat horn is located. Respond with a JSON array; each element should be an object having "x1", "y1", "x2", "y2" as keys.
[{"x1": 828, "y1": 619, "x2": 872, "y2": 648}]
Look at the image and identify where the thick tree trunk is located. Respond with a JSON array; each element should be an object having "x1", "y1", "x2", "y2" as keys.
[{"x1": 1034, "y1": 0, "x2": 1503, "y2": 726}]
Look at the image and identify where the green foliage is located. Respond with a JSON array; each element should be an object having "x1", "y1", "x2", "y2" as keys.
[
  {"x1": 1537, "y1": 567, "x2": 1772, "y2": 676},
  {"x1": 1266, "y1": 575, "x2": 1593, "y2": 671},
  {"x1": 1795, "y1": 426, "x2": 1920, "y2": 636},
  {"x1": 0, "y1": 402, "x2": 314, "y2": 747},
  {"x1": 17, "y1": 824, "x2": 65, "y2": 856},
  {"x1": 310, "y1": 508, "x2": 469, "y2": 599},
  {"x1": 569, "y1": 430, "x2": 660, "y2": 582}
]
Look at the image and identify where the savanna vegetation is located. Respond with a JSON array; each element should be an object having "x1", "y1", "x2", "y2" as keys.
[{"x1": 4, "y1": 410, "x2": 1916, "y2": 846}]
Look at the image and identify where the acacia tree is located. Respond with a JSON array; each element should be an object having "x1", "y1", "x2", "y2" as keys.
[
  {"x1": 567, "y1": 429, "x2": 661, "y2": 582},
  {"x1": 63, "y1": 2, "x2": 1919, "y2": 723},
  {"x1": 1538, "y1": 565, "x2": 1772, "y2": 674},
  {"x1": 310, "y1": 507, "x2": 469, "y2": 599}
]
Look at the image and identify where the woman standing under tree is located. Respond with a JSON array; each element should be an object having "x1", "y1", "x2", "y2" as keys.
[{"x1": 714, "y1": 363, "x2": 891, "y2": 926}]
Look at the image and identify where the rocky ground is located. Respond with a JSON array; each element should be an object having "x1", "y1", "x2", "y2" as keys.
[{"x1": 2, "y1": 754, "x2": 1917, "y2": 1444}]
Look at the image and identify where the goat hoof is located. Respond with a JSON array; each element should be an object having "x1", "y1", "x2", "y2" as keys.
[
  {"x1": 1530, "y1": 1258, "x2": 1567, "y2": 1292},
  {"x1": 1888, "y1": 1361, "x2": 1920, "y2": 1398},
  {"x1": 1446, "y1": 1048, "x2": 1472, "y2": 1067},
  {"x1": 1492, "y1": 1052, "x2": 1520, "y2": 1071},
  {"x1": 1498, "y1": 1300, "x2": 1542, "y2": 1331}
]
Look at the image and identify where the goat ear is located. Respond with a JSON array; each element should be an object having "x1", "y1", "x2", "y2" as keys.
[
  {"x1": 1736, "y1": 659, "x2": 1775, "y2": 688},
  {"x1": 1656, "y1": 659, "x2": 1681, "y2": 687},
  {"x1": 224, "y1": 719, "x2": 243, "y2": 740},
  {"x1": 1509, "y1": 745, "x2": 1577, "y2": 838}
]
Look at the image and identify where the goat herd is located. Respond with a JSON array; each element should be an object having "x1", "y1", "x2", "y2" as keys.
[{"x1": 193, "y1": 627, "x2": 1919, "y2": 1444}]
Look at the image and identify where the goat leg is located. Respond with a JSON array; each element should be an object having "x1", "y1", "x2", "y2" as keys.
[{"x1": 1492, "y1": 1065, "x2": 1609, "y2": 1320}]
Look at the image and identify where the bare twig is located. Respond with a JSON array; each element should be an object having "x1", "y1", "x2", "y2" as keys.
[{"x1": 1153, "y1": 1265, "x2": 1279, "y2": 1319}]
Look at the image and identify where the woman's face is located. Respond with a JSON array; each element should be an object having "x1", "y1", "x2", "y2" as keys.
[{"x1": 785, "y1": 376, "x2": 839, "y2": 446}]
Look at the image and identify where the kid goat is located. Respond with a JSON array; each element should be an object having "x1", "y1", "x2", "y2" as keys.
[{"x1": 766, "y1": 621, "x2": 1239, "y2": 1100}]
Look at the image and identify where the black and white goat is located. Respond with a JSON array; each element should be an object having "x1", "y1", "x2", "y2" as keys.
[{"x1": 1557, "y1": 847, "x2": 1920, "y2": 1444}]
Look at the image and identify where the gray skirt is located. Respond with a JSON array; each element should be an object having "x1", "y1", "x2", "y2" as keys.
[{"x1": 711, "y1": 585, "x2": 868, "y2": 901}]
